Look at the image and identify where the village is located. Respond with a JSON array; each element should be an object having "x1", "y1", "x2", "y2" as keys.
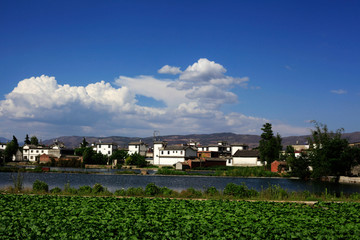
[{"x1": 0, "y1": 136, "x2": 325, "y2": 174}]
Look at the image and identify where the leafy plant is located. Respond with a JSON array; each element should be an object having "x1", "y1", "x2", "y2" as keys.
[{"x1": 32, "y1": 180, "x2": 49, "y2": 192}]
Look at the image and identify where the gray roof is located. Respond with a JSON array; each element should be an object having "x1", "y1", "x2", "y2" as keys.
[
  {"x1": 233, "y1": 150, "x2": 259, "y2": 157},
  {"x1": 163, "y1": 145, "x2": 197, "y2": 151}
]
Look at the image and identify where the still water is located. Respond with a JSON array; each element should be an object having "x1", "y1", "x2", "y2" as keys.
[{"x1": 1, "y1": 171, "x2": 360, "y2": 195}]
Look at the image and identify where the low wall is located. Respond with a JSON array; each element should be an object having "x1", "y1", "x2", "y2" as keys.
[{"x1": 339, "y1": 176, "x2": 360, "y2": 184}]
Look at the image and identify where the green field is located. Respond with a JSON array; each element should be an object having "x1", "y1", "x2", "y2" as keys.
[{"x1": 1, "y1": 194, "x2": 360, "y2": 239}]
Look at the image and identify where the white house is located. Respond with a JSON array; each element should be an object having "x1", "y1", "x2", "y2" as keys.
[
  {"x1": 93, "y1": 142, "x2": 117, "y2": 156},
  {"x1": 230, "y1": 150, "x2": 262, "y2": 167},
  {"x1": 23, "y1": 145, "x2": 62, "y2": 162},
  {"x1": 128, "y1": 141, "x2": 148, "y2": 156},
  {"x1": 0, "y1": 143, "x2": 6, "y2": 151},
  {"x1": 153, "y1": 142, "x2": 197, "y2": 166},
  {"x1": 231, "y1": 143, "x2": 249, "y2": 155}
]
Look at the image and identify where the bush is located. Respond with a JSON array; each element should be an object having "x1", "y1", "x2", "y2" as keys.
[
  {"x1": 260, "y1": 184, "x2": 289, "y2": 200},
  {"x1": 114, "y1": 189, "x2": 126, "y2": 196},
  {"x1": 64, "y1": 182, "x2": 77, "y2": 194},
  {"x1": 223, "y1": 183, "x2": 258, "y2": 198},
  {"x1": 159, "y1": 187, "x2": 174, "y2": 196},
  {"x1": 205, "y1": 186, "x2": 219, "y2": 196},
  {"x1": 145, "y1": 183, "x2": 160, "y2": 196},
  {"x1": 93, "y1": 183, "x2": 105, "y2": 194},
  {"x1": 50, "y1": 187, "x2": 62, "y2": 194},
  {"x1": 78, "y1": 186, "x2": 93, "y2": 194},
  {"x1": 32, "y1": 180, "x2": 49, "y2": 192},
  {"x1": 126, "y1": 187, "x2": 144, "y2": 196}
]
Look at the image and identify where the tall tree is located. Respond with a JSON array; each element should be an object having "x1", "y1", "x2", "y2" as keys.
[
  {"x1": 80, "y1": 137, "x2": 89, "y2": 148},
  {"x1": 259, "y1": 123, "x2": 282, "y2": 169},
  {"x1": 308, "y1": 121, "x2": 355, "y2": 178},
  {"x1": 30, "y1": 136, "x2": 39, "y2": 145},
  {"x1": 4, "y1": 136, "x2": 19, "y2": 162},
  {"x1": 24, "y1": 134, "x2": 31, "y2": 145}
]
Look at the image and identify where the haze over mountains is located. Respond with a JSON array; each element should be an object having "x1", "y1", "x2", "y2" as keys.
[{"x1": 37, "y1": 132, "x2": 360, "y2": 149}]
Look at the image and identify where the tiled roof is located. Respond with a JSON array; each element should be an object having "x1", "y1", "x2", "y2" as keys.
[{"x1": 233, "y1": 150, "x2": 259, "y2": 157}]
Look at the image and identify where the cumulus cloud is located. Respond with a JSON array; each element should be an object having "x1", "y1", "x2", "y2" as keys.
[
  {"x1": 158, "y1": 65, "x2": 182, "y2": 75},
  {"x1": 331, "y1": 89, "x2": 347, "y2": 95},
  {"x1": 0, "y1": 58, "x2": 308, "y2": 139}
]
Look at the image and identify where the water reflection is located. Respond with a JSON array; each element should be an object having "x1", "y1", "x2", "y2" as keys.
[{"x1": 1, "y1": 172, "x2": 360, "y2": 195}]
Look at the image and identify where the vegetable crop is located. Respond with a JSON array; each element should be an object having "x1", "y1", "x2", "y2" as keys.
[{"x1": 1, "y1": 194, "x2": 360, "y2": 239}]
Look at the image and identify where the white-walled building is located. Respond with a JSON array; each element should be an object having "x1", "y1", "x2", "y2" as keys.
[
  {"x1": 153, "y1": 141, "x2": 197, "y2": 166},
  {"x1": 93, "y1": 142, "x2": 117, "y2": 156},
  {"x1": 230, "y1": 150, "x2": 262, "y2": 167},
  {"x1": 231, "y1": 143, "x2": 249, "y2": 155},
  {"x1": 128, "y1": 141, "x2": 148, "y2": 156},
  {"x1": 23, "y1": 145, "x2": 62, "y2": 162}
]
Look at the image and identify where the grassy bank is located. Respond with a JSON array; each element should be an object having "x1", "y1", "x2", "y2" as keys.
[
  {"x1": 2, "y1": 179, "x2": 360, "y2": 202},
  {"x1": 157, "y1": 166, "x2": 282, "y2": 177}
]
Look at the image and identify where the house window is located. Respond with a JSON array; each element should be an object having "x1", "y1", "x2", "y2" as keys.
[
  {"x1": 168, "y1": 151, "x2": 170, "y2": 154},
  {"x1": 31, "y1": 150, "x2": 33, "y2": 153},
  {"x1": 108, "y1": 151, "x2": 110, "y2": 155},
  {"x1": 41, "y1": 150, "x2": 44, "y2": 153},
  {"x1": 228, "y1": 159, "x2": 232, "y2": 164},
  {"x1": 161, "y1": 151, "x2": 163, "y2": 154},
  {"x1": 36, "y1": 150, "x2": 39, "y2": 153},
  {"x1": 108, "y1": 145, "x2": 111, "y2": 148},
  {"x1": 24, "y1": 150, "x2": 27, "y2": 153},
  {"x1": 180, "y1": 151, "x2": 183, "y2": 154},
  {"x1": 30, "y1": 156, "x2": 33, "y2": 159},
  {"x1": 24, "y1": 156, "x2": 27, "y2": 160}
]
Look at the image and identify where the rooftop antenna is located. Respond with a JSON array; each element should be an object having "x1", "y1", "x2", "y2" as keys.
[{"x1": 153, "y1": 130, "x2": 160, "y2": 142}]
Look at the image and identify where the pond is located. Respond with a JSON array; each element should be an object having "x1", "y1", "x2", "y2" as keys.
[{"x1": 2, "y1": 171, "x2": 360, "y2": 195}]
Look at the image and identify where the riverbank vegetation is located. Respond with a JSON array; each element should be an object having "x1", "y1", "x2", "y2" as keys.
[
  {"x1": 1, "y1": 194, "x2": 360, "y2": 239},
  {"x1": 157, "y1": 166, "x2": 282, "y2": 177},
  {"x1": 2, "y1": 180, "x2": 360, "y2": 202}
]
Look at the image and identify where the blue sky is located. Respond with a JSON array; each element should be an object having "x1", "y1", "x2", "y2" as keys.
[{"x1": 0, "y1": 0, "x2": 359, "y2": 140}]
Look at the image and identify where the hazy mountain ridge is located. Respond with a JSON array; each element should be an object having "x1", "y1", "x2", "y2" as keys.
[{"x1": 41, "y1": 132, "x2": 360, "y2": 149}]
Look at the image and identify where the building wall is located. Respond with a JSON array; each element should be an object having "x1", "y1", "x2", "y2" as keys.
[
  {"x1": 232, "y1": 157, "x2": 262, "y2": 166},
  {"x1": 153, "y1": 142, "x2": 164, "y2": 165},
  {"x1": 95, "y1": 144, "x2": 115, "y2": 156},
  {"x1": 158, "y1": 157, "x2": 185, "y2": 166}
]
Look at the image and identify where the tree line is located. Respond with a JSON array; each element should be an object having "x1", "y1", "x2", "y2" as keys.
[{"x1": 259, "y1": 121, "x2": 360, "y2": 179}]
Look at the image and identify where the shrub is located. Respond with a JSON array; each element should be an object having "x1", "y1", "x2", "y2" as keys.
[
  {"x1": 126, "y1": 187, "x2": 144, "y2": 196},
  {"x1": 159, "y1": 187, "x2": 174, "y2": 196},
  {"x1": 93, "y1": 183, "x2": 105, "y2": 194},
  {"x1": 50, "y1": 187, "x2": 62, "y2": 194},
  {"x1": 223, "y1": 183, "x2": 258, "y2": 198},
  {"x1": 78, "y1": 186, "x2": 93, "y2": 194},
  {"x1": 205, "y1": 186, "x2": 219, "y2": 196},
  {"x1": 114, "y1": 189, "x2": 126, "y2": 196},
  {"x1": 64, "y1": 182, "x2": 77, "y2": 194},
  {"x1": 145, "y1": 183, "x2": 160, "y2": 196},
  {"x1": 32, "y1": 180, "x2": 49, "y2": 192}
]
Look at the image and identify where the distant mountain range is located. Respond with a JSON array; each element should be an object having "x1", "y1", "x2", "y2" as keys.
[
  {"x1": 40, "y1": 132, "x2": 360, "y2": 149},
  {"x1": 0, "y1": 137, "x2": 9, "y2": 143}
]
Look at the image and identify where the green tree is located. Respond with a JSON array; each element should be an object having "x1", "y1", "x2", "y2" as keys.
[
  {"x1": 259, "y1": 123, "x2": 282, "y2": 169},
  {"x1": 125, "y1": 153, "x2": 148, "y2": 167},
  {"x1": 24, "y1": 134, "x2": 31, "y2": 145},
  {"x1": 30, "y1": 136, "x2": 39, "y2": 145},
  {"x1": 80, "y1": 137, "x2": 88, "y2": 148},
  {"x1": 4, "y1": 136, "x2": 19, "y2": 162},
  {"x1": 308, "y1": 121, "x2": 355, "y2": 178},
  {"x1": 110, "y1": 149, "x2": 128, "y2": 165}
]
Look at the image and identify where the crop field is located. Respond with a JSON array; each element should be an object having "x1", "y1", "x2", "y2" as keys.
[{"x1": 1, "y1": 194, "x2": 360, "y2": 239}]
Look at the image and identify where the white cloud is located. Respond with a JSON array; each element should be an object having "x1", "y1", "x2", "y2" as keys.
[
  {"x1": 331, "y1": 89, "x2": 347, "y2": 95},
  {"x1": 0, "y1": 59, "x2": 308, "y2": 139},
  {"x1": 158, "y1": 65, "x2": 182, "y2": 75}
]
